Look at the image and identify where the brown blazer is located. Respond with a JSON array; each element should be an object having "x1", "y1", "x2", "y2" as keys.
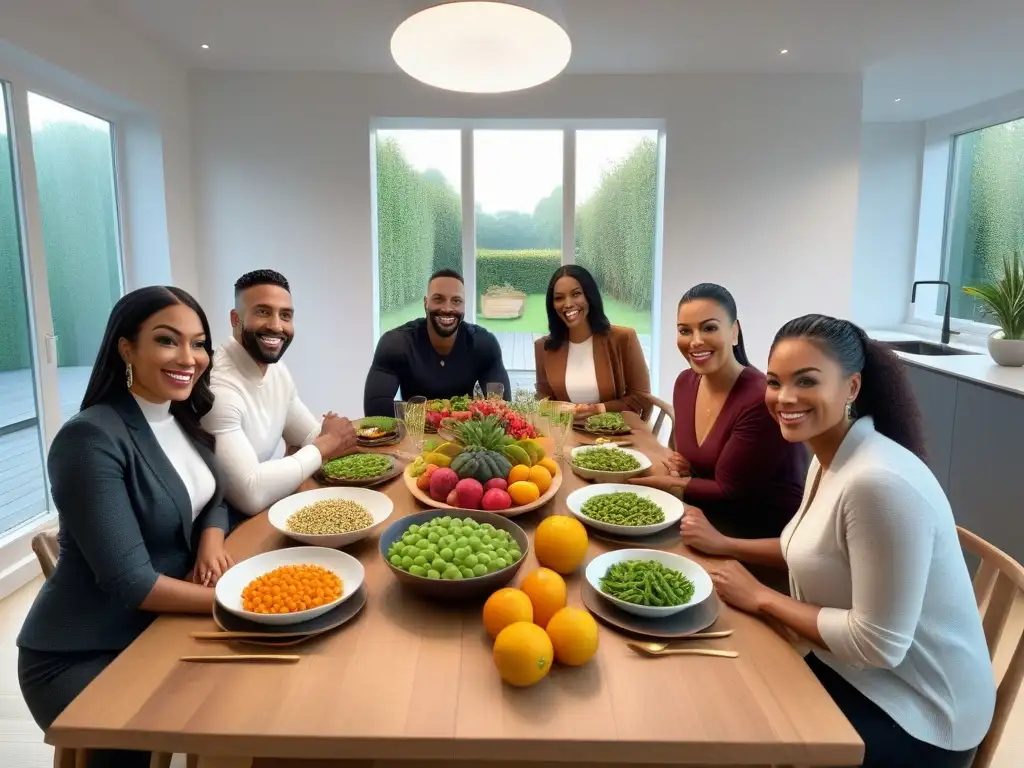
[{"x1": 534, "y1": 325, "x2": 651, "y2": 417}]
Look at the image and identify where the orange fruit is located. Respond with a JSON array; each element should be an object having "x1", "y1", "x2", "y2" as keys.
[
  {"x1": 520, "y1": 567, "x2": 567, "y2": 628},
  {"x1": 507, "y1": 464, "x2": 531, "y2": 484},
  {"x1": 533, "y1": 515, "x2": 589, "y2": 575},
  {"x1": 545, "y1": 607, "x2": 599, "y2": 666},
  {"x1": 537, "y1": 457, "x2": 558, "y2": 476},
  {"x1": 508, "y1": 481, "x2": 540, "y2": 506},
  {"x1": 493, "y1": 621, "x2": 553, "y2": 687},
  {"x1": 527, "y1": 465, "x2": 553, "y2": 493},
  {"x1": 482, "y1": 588, "x2": 534, "y2": 639}
]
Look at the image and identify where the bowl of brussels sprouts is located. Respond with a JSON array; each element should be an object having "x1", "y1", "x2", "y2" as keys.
[
  {"x1": 569, "y1": 445, "x2": 652, "y2": 483},
  {"x1": 565, "y1": 483, "x2": 684, "y2": 537}
]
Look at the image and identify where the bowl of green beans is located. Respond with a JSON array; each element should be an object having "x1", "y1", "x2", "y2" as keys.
[
  {"x1": 569, "y1": 446, "x2": 652, "y2": 483},
  {"x1": 565, "y1": 483, "x2": 684, "y2": 536},
  {"x1": 584, "y1": 549, "x2": 713, "y2": 618},
  {"x1": 268, "y1": 487, "x2": 394, "y2": 548}
]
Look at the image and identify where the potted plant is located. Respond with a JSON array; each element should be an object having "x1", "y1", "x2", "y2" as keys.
[
  {"x1": 480, "y1": 283, "x2": 527, "y2": 319},
  {"x1": 962, "y1": 251, "x2": 1024, "y2": 367}
]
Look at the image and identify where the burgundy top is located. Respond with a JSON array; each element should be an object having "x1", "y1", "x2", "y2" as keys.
[{"x1": 673, "y1": 366, "x2": 806, "y2": 539}]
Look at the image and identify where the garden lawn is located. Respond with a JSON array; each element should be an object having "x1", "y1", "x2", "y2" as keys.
[{"x1": 380, "y1": 294, "x2": 652, "y2": 337}]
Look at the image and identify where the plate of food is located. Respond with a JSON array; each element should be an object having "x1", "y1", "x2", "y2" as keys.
[
  {"x1": 215, "y1": 546, "x2": 365, "y2": 626},
  {"x1": 569, "y1": 445, "x2": 652, "y2": 482},
  {"x1": 566, "y1": 484, "x2": 684, "y2": 536},
  {"x1": 584, "y1": 549, "x2": 712, "y2": 619},
  {"x1": 355, "y1": 416, "x2": 404, "y2": 448},
  {"x1": 268, "y1": 487, "x2": 393, "y2": 548},
  {"x1": 574, "y1": 411, "x2": 632, "y2": 436},
  {"x1": 314, "y1": 452, "x2": 401, "y2": 488},
  {"x1": 404, "y1": 415, "x2": 560, "y2": 517}
]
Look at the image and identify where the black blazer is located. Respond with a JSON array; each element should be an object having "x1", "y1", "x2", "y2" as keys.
[{"x1": 17, "y1": 393, "x2": 229, "y2": 653}]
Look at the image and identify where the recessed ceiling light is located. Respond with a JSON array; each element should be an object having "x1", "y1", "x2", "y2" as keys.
[
  {"x1": 780, "y1": 49, "x2": 789, "y2": 55},
  {"x1": 894, "y1": 98, "x2": 902, "y2": 103},
  {"x1": 391, "y1": 1, "x2": 571, "y2": 94},
  {"x1": 201, "y1": 44, "x2": 210, "y2": 50}
]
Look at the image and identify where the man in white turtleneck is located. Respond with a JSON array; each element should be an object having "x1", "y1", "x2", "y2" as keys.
[{"x1": 203, "y1": 270, "x2": 356, "y2": 516}]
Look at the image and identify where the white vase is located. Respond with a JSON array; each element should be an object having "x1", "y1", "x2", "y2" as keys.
[{"x1": 987, "y1": 330, "x2": 1024, "y2": 367}]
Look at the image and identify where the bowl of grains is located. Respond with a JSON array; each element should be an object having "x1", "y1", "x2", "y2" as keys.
[
  {"x1": 216, "y1": 546, "x2": 365, "y2": 626},
  {"x1": 268, "y1": 487, "x2": 394, "y2": 549}
]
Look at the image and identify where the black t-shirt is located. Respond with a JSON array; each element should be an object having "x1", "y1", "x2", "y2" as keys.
[{"x1": 363, "y1": 318, "x2": 511, "y2": 417}]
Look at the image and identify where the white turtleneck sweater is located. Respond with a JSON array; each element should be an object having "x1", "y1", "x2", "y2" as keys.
[{"x1": 133, "y1": 395, "x2": 216, "y2": 519}]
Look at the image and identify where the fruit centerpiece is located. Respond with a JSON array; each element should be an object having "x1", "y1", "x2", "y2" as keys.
[{"x1": 406, "y1": 415, "x2": 560, "y2": 517}]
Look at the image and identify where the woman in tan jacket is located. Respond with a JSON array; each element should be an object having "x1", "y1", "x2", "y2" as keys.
[{"x1": 534, "y1": 265, "x2": 651, "y2": 417}]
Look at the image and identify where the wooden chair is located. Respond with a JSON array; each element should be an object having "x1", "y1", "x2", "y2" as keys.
[
  {"x1": 640, "y1": 393, "x2": 675, "y2": 450},
  {"x1": 958, "y1": 526, "x2": 1024, "y2": 768},
  {"x1": 32, "y1": 530, "x2": 59, "y2": 579}
]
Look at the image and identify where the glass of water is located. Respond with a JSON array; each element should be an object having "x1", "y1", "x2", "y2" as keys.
[
  {"x1": 486, "y1": 382, "x2": 505, "y2": 401},
  {"x1": 403, "y1": 396, "x2": 427, "y2": 452}
]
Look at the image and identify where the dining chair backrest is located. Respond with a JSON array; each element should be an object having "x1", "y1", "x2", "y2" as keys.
[
  {"x1": 958, "y1": 525, "x2": 1024, "y2": 768},
  {"x1": 32, "y1": 530, "x2": 59, "y2": 580},
  {"x1": 640, "y1": 393, "x2": 675, "y2": 451}
]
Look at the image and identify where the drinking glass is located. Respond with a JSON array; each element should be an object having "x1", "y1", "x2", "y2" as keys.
[
  {"x1": 542, "y1": 401, "x2": 575, "y2": 462},
  {"x1": 486, "y1": 382, "x2": 505, "y2": 401},
  {"x1": 403, "y1": 396, "x2": 427, "y2": 452}
]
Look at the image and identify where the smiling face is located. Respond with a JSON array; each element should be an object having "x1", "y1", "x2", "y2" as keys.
[
  {"x1": 765, "y1": 337, "x2": 860, "y2": 444},
  {"x1": 552, "y1": 276, "x2": 589, "y2": 330},
  {"x1": 119, "y1": 303, "x2": 210, "y2": 404},
  {"x1": 424, "y1": 275, "x2": 465, "y2": 338},
  {"x1": 676, "y1": 298, "x2": 739, "y2": 375},
  {"x1": 232, "y1": 283, "x2": 294, "y2": 364}
]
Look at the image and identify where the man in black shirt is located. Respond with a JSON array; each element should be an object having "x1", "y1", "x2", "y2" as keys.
[{"x1": 363, "y1": 269, "x2": 511, "y2": 417}]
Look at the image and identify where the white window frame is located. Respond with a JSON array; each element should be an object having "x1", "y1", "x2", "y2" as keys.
[
  {"x1": 0, "y1": 61, "x2": 130, "y2": 588},
  {"x1": 368, "y1": 118, "x2": 667, "y2": 390},
  {"x1": 910, "y1": 100, "x2": 1024, "y2": 337}
]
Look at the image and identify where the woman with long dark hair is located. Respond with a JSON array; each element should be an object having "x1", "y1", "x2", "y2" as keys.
[
  {"x1": 18, "y1": 287, "x2": 233, "y2": 767},
  {"x1": 699, "y1": 314, "x2": 994, "y2": 768},
  {"x1": 534, "y1": 264, "x2": 651, "y2": 416},
  {"x1": 631, "y1": 283, "x2": 805, "y2": 542}
]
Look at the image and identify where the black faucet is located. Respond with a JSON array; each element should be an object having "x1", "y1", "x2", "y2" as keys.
[{"x1": 911, "y1": 280, "x2": 954, "y2": 345}]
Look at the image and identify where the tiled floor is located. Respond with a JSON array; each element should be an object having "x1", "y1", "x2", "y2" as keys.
[{"x1": 1, "y1": 578, "x2": 1022, "y2": 767}]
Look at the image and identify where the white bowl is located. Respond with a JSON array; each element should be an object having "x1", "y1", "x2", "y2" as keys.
[
  {"x1": 584, "y1": 549, "x2": 712, "y2": 619},
  {"x1": 566, "y1": 483, "x2": 684, "y2": 537},
  {"x1": 215, "y1": 546, "x2": 365, "y2": 626},
  {"x1": 268, "y1": 487, "x2": 393, "y2": 548},
  {"x1": 570, "y1": 446, "x2": 652, "y2": 481}
]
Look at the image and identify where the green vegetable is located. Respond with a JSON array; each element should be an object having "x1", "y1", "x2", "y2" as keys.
[
  {"x1": 586, "y1": 412, "x2": 628, "y2": 432},
  {"x1": 573, "y1": 447, "x2": 642, "y2": 472},
  {"x1": 359, "y1": 416, "x2": 397, "y2": 431},
  {"x1": 600, "y1": 559, "x2": 695, "y2": 607},
  {"x1": 322, "y1": 453, "x2": 394, "y2": 480},
  {"x1": 581, "y1": 492, "x2": 665, "y2": 527},
  {"x1": 386, "y1": 517, "x2": 522, "y2": 579}
]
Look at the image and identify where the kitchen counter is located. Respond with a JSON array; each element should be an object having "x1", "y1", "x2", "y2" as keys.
[{"x1": 868, "y1": 328, "x2": 1024, "y2": 397}]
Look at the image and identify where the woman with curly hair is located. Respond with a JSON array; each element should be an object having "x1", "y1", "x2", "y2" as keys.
[{"x1": 681, "y1": 314, "x2": 994, "y2": 767}]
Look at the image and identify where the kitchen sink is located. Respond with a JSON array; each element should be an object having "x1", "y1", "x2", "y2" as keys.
[{"x1": 882, "y1": 340, "x2": 979, "y2": 356}]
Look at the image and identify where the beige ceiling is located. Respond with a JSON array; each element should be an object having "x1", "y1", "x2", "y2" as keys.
[{"x1": 95, "y1": 0, "x2": 1024, "y2": 121}]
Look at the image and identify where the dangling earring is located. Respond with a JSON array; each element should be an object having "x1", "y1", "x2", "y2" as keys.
[
  {"x1": 126, "y1": 363, "x2": 134, "y2": 390},
  {"x1": 845, "y1": 400, "x2": 855, "y2": 421}
]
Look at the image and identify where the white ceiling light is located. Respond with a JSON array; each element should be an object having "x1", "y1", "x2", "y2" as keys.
[{"x1": 391, "y1": 1, "x2": 571, "y2": 94}]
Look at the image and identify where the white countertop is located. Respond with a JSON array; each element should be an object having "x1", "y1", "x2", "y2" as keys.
[{"x1": 867, "y1": 327, "x2": 1024, "y2": 397}]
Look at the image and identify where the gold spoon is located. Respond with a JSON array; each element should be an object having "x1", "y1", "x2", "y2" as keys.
[
  {"x1": 627, "y1": 642, "x2": 738, "y2": 659},
  {"x1": 180, "y1": 654, "x2": 300, "y2": 663}
]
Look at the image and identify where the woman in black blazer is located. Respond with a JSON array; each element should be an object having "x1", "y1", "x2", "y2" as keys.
[{"x1": 18, "y1": 287, "x2": 233, "y2": 768}]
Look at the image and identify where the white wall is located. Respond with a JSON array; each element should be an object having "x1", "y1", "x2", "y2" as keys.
[
  {"x1": 191, "y1": 72, "x2": 863, "y2": 415},
  {"x1": 850, "y1": 122, "x2": 925, "y2": 328},
  {"x1": 0, "y1": 0, "x2": 198, "y2": 293}
]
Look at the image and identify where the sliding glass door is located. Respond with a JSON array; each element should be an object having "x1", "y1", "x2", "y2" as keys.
[{"x1": 0, "y1": 81, "x2": 124, "y2": 539}]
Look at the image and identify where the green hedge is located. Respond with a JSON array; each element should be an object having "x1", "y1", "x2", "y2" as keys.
[
  {"x1": 575, "y1": 138, "x2": 657, "y2": 310},
  {"x1": 477, "y1": 249, "x2": 561, "y2": 295}
]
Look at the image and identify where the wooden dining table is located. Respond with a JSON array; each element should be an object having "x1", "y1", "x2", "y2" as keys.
[{"x1": 47, "y1": 412, "x2": 862, "y2": 768}]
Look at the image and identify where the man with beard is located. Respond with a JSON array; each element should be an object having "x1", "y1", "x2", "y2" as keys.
[
  {"x1": 364, "y1": 269, "x2": 510, "y2": 417},
  {"x1": 204, "y1": 269, "x2": 356, "y2": 516}
]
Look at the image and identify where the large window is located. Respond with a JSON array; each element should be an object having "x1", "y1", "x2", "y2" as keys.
[
  {"x1": 372, "y1": 125, "x2": 663, "y2": 389},
  {"x1": 943, "y1": 115, "x2": 1024, "y2": 321}
]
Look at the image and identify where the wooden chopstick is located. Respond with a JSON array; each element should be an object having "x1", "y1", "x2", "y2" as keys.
[{"x1": 180, "y1": 654, "x2": 300, "y2": 663}]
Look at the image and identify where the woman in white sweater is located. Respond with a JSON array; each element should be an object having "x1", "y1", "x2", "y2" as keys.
[{"x1": 681, "y1": 314, "x2": 994, "y2": 767}]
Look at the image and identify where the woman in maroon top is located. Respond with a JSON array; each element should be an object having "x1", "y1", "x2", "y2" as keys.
[{"x1": 631, "y1": 283, "x2": 805, "y2": 540}]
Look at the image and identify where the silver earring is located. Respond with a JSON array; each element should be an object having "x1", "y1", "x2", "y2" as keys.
[{"x1": 126, "y1": 363, "x2": 134, "y2": 389}]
